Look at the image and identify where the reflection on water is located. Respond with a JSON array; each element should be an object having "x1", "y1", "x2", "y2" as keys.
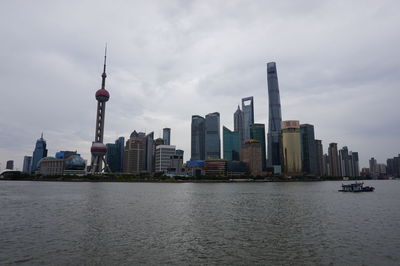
[{"x1": 0, "y1": 181, "x2": 399, "y2": 265}]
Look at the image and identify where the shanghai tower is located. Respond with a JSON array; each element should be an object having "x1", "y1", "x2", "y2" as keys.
[{"x1": 266, "y1": 62, "x2": 282, "y2": 172}]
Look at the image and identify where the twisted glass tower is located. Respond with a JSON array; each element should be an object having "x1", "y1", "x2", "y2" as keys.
[{"x1": 266, "y1": 62, "x2": 282, "y2": 171}]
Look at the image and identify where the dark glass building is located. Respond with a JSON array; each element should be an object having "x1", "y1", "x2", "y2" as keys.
[
  {"x1": 163, "y1": 128, "x2": 171, "y2": 145},
  {"x1": 31, "y1": 133, "x2": 48, "y2": 173},
  {"x1": 223, "y1": 126, "x2": 240, "y2": 161},
  {"x1": 146, "y1": 132, "x2": 154, "y2": 173},
  {"x1": 266, "y1": 62, "x2": 282, "y2": 172},
  {"x1": 106, "y1": 137, "x2": 125, "y2": 173},
  {"x1": 205, "y1": 112, "x2": 221, "y2": 159},
  {"x1": 300, "y1": 124, "x2": 317, "y2": 175},
  {"x1": 234, "y1": 105, "x2": 244, "y2": 142},
  {"x1": 315, "y1": 139, "x2": 324, "y2": 176},
  {"x1": 191, "y1": 115, "x2": 205, "y2": 160},
  {"x1": 242, "y1": 97, "x2": 254, "y2": 141},
  {"x1": 250, "y1": 123, "x2": 267, "y2": 170}
]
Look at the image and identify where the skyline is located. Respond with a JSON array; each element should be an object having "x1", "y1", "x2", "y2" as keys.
[{"x1": 1, "y1": 1, "x2": 400, "y2": 170}]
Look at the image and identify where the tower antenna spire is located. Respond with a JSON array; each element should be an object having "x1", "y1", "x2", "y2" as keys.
[{"x1": 101, "y1": 44, "x2": 107, "y2": 89}]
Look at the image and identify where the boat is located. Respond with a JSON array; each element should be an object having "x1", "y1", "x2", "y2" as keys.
[{"x1": 338, "y1": 182, "x2": 375, "y2": 192}]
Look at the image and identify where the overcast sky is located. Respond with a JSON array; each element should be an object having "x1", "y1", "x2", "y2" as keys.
[{"x1": 1, "y1": 0, "x2": 399, "y2": 170}]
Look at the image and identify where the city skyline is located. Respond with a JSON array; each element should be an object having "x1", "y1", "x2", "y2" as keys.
[{"x1": 1, "y1": 1, "x2": 400, "y2": 170}]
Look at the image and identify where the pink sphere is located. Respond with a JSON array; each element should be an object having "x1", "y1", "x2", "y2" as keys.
[
  {"x1": 95, "y1": 89, "x2": 110, "y2": 102},
  {"x1": 91, "y1": 142, "x2": 107, "y2": 156}
]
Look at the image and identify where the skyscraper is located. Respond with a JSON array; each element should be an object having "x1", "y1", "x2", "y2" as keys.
[
  {"x1": 191, "y1": 115, "x2": 205, "y2": 160},
  {"x1": 266, "y1": 62, "x2": 282, "y2": 173},
  {"x1": 22, "y1": 156, "x2": 32, "y2": 174},
  {"x1": 241, "y1": 140, "x2": 262, "y2": 176},
  {"x1": 250, "y1": 123, "x2": 267, "y2": 170},
  {"x1": 233, "y1": 105, "x2": 244, "y2": 142},
  {"x1": 6, "y1": 160, "x2": 14, "y2": 170},
  {"x1": 155, "y1": 145, "x2": 176, "y2": 172},
  {"x1": 241, "y1": 97, "x2": 254, "y2": 141},
  {"x1": 328, "y1": 143, "x2": 340, "y2": 177},
  {"x1": 123, "y1": 131, "x2": 146, "y2": 174},
  {"x1": 369, "y1": 157, "x2": 378, "y2": 178},
  {"x1": 31, "y1": 133, "x2": 48, "y2": 173},
  {"x1": 300, "y1": 124, "x2": 317, "y2": 175},
  {"x1": 146, "y1": 132, "x2": 154, "y2": 173},
  {"x1": 106, "y1": 137, "x2": 125, "y2": 173},
  {"x1": 281, "y1": 120, "x2": 302, "y2": 175},
  {"x1": 90, "y1": 47, "x2": 111, "y2": 173},
  {"x1": 163, "y1": 128, "x2": 171, "y2": 145},
  {"x1": 338, "y1": 146, "x2": 350, "y2": 177},
  {"x1": 205, "y1": 112, "x2": 221, "y2": 159},
  {"x1": 223, "y1": 126, "x2": 240, "y2": 161},
  {"x1": 315, "y1": 139, "x2": 324, "y2": 176}
]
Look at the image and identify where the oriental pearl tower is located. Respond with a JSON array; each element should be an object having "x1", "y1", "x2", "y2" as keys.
[{"x1": 90, "y1": 47, "x2": 111, "y2": 173}]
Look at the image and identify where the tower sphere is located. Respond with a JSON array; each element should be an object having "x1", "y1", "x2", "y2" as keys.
[
  {"x1": 91, "y1": 142, "x2": 107, "y2": 156},
  {"x1": 95, "y1": 89, "x2": 110, "y2": 102}
]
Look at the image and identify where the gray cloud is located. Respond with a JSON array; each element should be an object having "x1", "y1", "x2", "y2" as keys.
[{"x1": 1, "y1": 0, "x2": 399, "y2": 170}]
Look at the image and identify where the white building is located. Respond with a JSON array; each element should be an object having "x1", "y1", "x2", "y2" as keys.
[{"x1": 155, "y1": 145, "x2": 176, "y2": 172}]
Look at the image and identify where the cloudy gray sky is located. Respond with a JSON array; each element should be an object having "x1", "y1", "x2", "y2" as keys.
[{"x1": 1, "y1": 0, "x2": 399, "y2": 170}]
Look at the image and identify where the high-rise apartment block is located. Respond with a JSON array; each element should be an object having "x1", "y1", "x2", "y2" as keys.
[
  {"x1": 22, "y1": 156, "x2": 32, "y2": 174},
  {"x1": 315, "y1": 140, "x2": 324, "y2": 176},
  {"x1": 281, "y1": 120, "x2": 302, "y2": 175},
  {"x1": 266, "y1": 62, "x2": 282, "y2": 173}
]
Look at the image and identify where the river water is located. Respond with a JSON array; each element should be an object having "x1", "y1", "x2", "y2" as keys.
[{"x1": 0, "y1": 180, "x2": 399, "y2": 265}]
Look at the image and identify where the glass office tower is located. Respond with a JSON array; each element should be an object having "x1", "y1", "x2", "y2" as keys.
[
  {"x1": 223, "y1": 126, "x2": 240, "y2": 161},
  {"x1": 191, "y1": 115, "x2": 205, "y2": 160},
  {"x1": 205, "y1": 112, "x2": 221, "y2": 159},
  {"x1": 266, "y1": 62, "x2": 282, "y2": 173},
  {"x1": 241, "y1": 97, "x2": 254, "y2": 141},
  {"x1": 250, "y1": 123, "x2": 267, "y2": 171}
]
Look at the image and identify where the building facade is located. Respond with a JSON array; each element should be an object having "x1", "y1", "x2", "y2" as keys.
[
  {"x1": 106, "y1": 137, "x2": 125, "y2": 173},
  {"x1": 266, "y1": 62, "x2": 283, "y2": 173},
  {"x1": 234, "y1": 105, "x2": 244, "y2": 142},
  {"x1": 250, "y1": 123, "x2": 266, "y2": 171},
  {"x1": 223, "y1": 126, "x2": 240, "y2": 161},
  {"x1": 205, "y1": 112, "x2": 220, "y2": 159},
  {"x1": 191, "y1": 115, "x2": 205, "y2": 160},
  {"x1": 315, "y1": 139, "x2": 324, "y2": 176},
  {"x1": 281, "y1": 120, "x2": 302, "y2": 175}
]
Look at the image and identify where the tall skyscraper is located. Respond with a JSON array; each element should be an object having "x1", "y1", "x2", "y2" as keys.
[
  {"x1": 163, "y1": 128, "x2": 171, "y2": 145},
  {"x1": 300, "y1": 124, "x2": 317, "y2": 175},
  {"x1": 146, "y1": 132, "x2": 154, "y2": 173},
  {"x1": 205, "y1": 112, "x2": 221, "y2": 159},
  {"x1": 31, "y1": 133, "x2": 48, "y2": 173},
  {"x1": 328, "y1": 143, "x2": 340, "y2": 177},
  {"x1": 233, "y1": 105, "x2": 244, "y2": 142},
  {"x1": 281, "y1": 120, "x2": 302, "y2": 175},
  {"x1": 339, "y1": 146, "x2": 350, "y2": 177},
  {"x1": 22, "y1": 156, "x2": 32, "y2": 174},
  {"x1": 191, "y1": 115, "x2": 205, "y2": 160},
  {"x1": 266, "y1": 62, "x2": 283, "y2": 172},
  {"x1": 241, "y1": 97, "x2": 254, "y2": 141},
  {"x1": 123, "y1": 131, "x2": 147, "y2": 174},
  {"x1": 315, "y1": 139, "x2": 324, "y2": 176},
  {"x1": 369, "y1": 157, "x2": 378, "y2": 178},
  {"x1": 250, "y1": 123, "x2": 266, "y2": 170},
  {"x1": 223, "y1": 126, "x2": 240, "y2": 161},
  {"x1": 90, "y1": 47, "x2": 111, "y2": 173}
]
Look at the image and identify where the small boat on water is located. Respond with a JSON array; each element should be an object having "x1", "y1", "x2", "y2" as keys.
[{"x1": 338, "y1": 182, "x2": 375, "y2": 192}]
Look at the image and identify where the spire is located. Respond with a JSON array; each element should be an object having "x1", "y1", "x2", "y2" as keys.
[{"x1": 101, "y1": 44, "x2": 107, "y2": 89}]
